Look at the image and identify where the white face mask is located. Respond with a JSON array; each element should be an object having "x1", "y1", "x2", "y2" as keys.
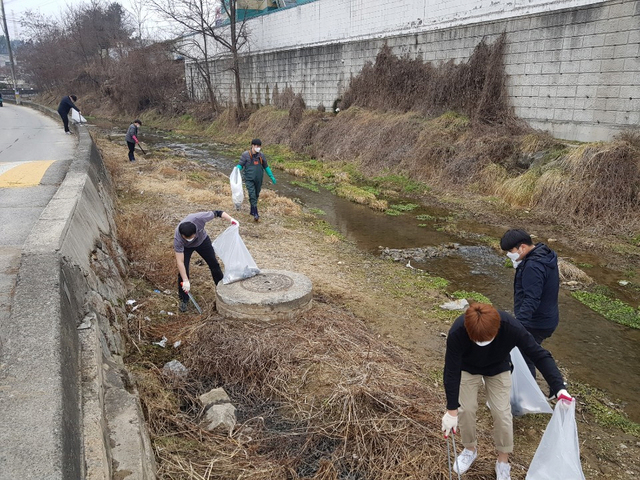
[
  {"x1": 255, "y1": 147, "x2": 261, "y2": 153},
  {"x1": 185, "y1": 236, "x2": 196, "y2": 242},
  {"x1": 506, "y1": 251, "x2": 521, "y2": 269},
  {"x1": 475, "y1": 338, "x2": 495, "y2": 347}
]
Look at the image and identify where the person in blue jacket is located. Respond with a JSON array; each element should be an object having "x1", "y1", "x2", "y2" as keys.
[
  {"x1": 57, "y1": 95, "x2": 80, "y2": 134},
  {"x1": 236, "y1": 139, "x2": 276, "y2": 221},
  {"x1": 500, "y1": 229, "x2": 560, "y2": 377}
]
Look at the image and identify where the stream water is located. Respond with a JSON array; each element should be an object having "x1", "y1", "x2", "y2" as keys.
[{"x1": 117, "y1": 128, "x2": 640, "y2": 422}]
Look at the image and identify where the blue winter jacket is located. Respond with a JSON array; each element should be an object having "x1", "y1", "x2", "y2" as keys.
[{"x1": 513, "y1": 243, "x2": 560, "y2": 331}]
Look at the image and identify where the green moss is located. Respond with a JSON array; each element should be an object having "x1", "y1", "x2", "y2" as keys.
[
  {"x1": 291, "y1": 180, "x2": 320, "y2": 192},
  {"x1": 388, "y1": 203, "x2": 419, "y2": 212},
  {"x1": 309, "y1": 208, "x2": 326, "y2": 216},
  {"x1": 571, "y1": 291, "x2": 640, "y2": 328},
  {"x1": 451, "y1": 290, "x2": 492, "y2": 304},
  {"x1": 311, "y1": 220, "x2": 345, "y2": 240},
  {"x1": 577, "y1": 262, "x2": 594, "y2": 268}
]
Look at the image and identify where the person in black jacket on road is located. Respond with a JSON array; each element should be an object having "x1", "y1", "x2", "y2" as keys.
[
  {"x1": 500, "y1": 229, "x2": 560, "y2": 377},
  {"x1": 57, "y1": 95, "x2": 80, "y2": 134},
  {"x1": 441, "y1": 303, "x2": 570, "y2": 480}
]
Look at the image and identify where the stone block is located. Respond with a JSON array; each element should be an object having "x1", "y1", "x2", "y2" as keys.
[
  {"x1": 199, "y1": 388, "x2": 231, "y2": 408},
  {"x1": 608, "y1": 2, "x2": 638, "y2": 19},
  {"x1": 600, "y1": 58, "x2": 626, "y2": 72},
  {"x1": 604, "y1": 31, "x2": 629, "y2": 46},
  {"x1": 204, "y1": 404, "x2": 237, "y2": 433}
]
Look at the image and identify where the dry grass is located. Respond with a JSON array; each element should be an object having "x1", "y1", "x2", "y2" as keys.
[
  {"x1": 558, "y1": 258, "x2": 594, "y2": 285},
  {"x1": 533, "y1": 142, "x2": 640, "y2": 228},
  {"x1": 97, "y1": 131, "x2": 507, "y2": 479}
]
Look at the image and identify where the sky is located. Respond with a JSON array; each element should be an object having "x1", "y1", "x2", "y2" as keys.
[{"x1": 2, "y1": 0, "x2": 174, "y2": 40}]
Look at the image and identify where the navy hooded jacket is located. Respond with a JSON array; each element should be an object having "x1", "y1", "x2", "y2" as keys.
[
  {"x1": 57, "y1": 96, "x2": 79, "y2": 116},
  {"x1": 513, "y1": 243, "x2": 559, "y2": 331}
]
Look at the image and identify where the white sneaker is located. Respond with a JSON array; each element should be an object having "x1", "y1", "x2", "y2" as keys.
[
  {"x1": 495, "y1": 461, "x2": 511, "y2": 480},
  {"x1": 453, "y1": 448, "x2": 477, "y2": 475}
]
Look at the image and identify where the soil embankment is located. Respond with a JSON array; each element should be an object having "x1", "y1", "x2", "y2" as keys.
[{"x1": 96, "y1": 127, "x2": 639, "y2": 478}]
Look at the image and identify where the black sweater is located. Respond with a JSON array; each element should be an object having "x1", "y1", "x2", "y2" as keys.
[{"x1": 443, "y1": 310, "x2": 565, "y2": 410}]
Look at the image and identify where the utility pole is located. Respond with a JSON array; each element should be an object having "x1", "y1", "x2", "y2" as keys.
[{"x1": 0, "y1": 0, "x2": 19, "y2": 103}]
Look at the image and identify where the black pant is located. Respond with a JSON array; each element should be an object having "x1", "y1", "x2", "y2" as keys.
[
  {"x1": 177, "y1": 236, "x2": 223, "y2": 302},
  {"x1": 127, "y1": 141, "x2": 136, "y2": 161},
  {"x1": 522, "y1": 326, "x2": 556, "y2": 378},
  {"x1": 59, "y1": 111, "x2": 69, "y2": 132}
]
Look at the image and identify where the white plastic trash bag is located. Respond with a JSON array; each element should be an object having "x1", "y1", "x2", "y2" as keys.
[
  {"x1": 71, "y1": 109, "x2": 87, "y2": 123},
  {"x1": 212, "y1": 224, "x2": 260, "y2": 284},
  {"x1": 526, "y1": 398, "x2": 585, "y2": 480},
  {"x1": 229, "y1": 167, "x2": 244, "y2": 210},
  {"x1": 510, "y1": 347, "x2": 553, "y2": 416}
]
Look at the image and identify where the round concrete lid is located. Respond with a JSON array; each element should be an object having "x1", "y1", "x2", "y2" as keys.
[{"x1": 216, "y1": 269, "x2": 313, "y2": 321}]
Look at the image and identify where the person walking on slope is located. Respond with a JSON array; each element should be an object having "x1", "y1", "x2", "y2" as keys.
[
  {"x1": 500, "y1": 229, "x2": 560, "y2": 377},
  {"x1": 236, "y1": 139, "x2": 276, "y2": 221},
  {"x1": 442, "y1": 303, "x2": 571, "y2": 480},
  {"x1": 125, "y1": 120, "x2": 142, "y2": 162},
  {"x1": 174, "y1": 211, "x2": 238, "y2": 312},
  {"x1": 57, "y1": 95, "x2": 80, "y2": 134}
]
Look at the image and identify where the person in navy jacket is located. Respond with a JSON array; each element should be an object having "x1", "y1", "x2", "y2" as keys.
[
  {"x1": 500, "y1": 229, "x2": 560, "y2": 377},
  {"x1": 57, "y1": 95, "x2": 80, "y2": 134}
]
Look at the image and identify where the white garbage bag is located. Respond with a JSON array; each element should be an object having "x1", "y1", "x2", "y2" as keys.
[
  {"x1": 71, "y1": 109, "x2": 87, "y2": 123},
  {"x1": 212, "y1": 224, "x2": 260, "y2": 284},
  {"x1": 526, "y1": 398, "x2": 585, "y2": 479},
  {"x1": 510, "y1": 347, "x2": 553, "y2": 416},
  {"x1": 229, "y1": 167, "x2": 244, "y2": 210}
]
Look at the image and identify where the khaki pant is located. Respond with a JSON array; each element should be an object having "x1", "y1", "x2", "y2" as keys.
[{"x1": 459, "y1": 370, "x2": 513, "y2": 453}]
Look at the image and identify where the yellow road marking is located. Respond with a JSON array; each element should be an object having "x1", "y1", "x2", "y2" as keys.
[{"x1": 0, "y1": 161, "x2": 56, "y2": 188}]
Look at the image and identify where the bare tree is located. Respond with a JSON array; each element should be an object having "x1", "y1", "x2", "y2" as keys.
[{"x1": 150, "y1": 0, "x2": 250, "y2": 114}]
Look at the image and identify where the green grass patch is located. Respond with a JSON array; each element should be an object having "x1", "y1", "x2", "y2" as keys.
[
  {"x1": 291, "y1": 180, "x2": 320, "y2": 192},
  {"x1": 385, "y1": 209, "x2": 402, "y2": 216},
  {"x1": 308, "y1": 208, "x2": 326, "y2": 216},
  {"x1": 451, "y1": 290, "x2": 492, "y2": 304},
  {"x1": 572, "y1": 291, "x2": 640, "y2": 328},
  {"x1": 416, "y1": 214, "x2": 436, "y2": 221},
  {"x1": 577, "y1": 262, "x2": 594, "y2": 268},
  {"x1": 311, "y1": 220, "x2": 345, "y2": 240},
  {"x1": 385, "y1": 270, "x2": 449, "y2": 299},
  {"x1": 388, "y1": 203, "x2": 419, "y2": 212},
  {"x1": 571, "y1": 383, "x2": 640, "y2": 437},
  {"x1": 371, "y1": 173, "x2": 431, "y2": 195}
]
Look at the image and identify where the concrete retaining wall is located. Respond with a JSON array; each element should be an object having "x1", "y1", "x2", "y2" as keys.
[
  {"x1": 0, "y1": 104, "x2": 155, "y2": 479},
  {"x1": 189, "y1": 0, "x2": 640, "y2": 141}
]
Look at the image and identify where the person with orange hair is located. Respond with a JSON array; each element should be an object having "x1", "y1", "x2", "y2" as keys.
[{"x1": 441, "y1": 303, "x2": 570, "y2": 480}]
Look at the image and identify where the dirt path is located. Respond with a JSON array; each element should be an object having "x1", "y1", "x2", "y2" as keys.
[{"x1": 96, "y1": 133, "x2": 639, "y2": 479}]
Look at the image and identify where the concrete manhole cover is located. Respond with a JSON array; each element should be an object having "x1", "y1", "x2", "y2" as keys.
[
  {"x1": 216, "y1": 269, "x2": 313, "y2": 321},
  {"x1": 239, "y1": 273, "x2": 294, "y2": 293}
]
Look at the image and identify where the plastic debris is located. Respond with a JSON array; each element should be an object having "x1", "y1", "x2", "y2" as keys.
[
  {"x1": 153, "y1": 336, "x2": 168, "y2": 348},
  {"x1": 154, "y1": 289, "x2": 162, "y2": 293},
  {"x1": 126, "y1": 299, "x2": 137, "y2": 305},
  {"x1": 167, "y1": 311, "x2": 175, "y2": 316},
  {"x1": 173, "y1": 340, "x2": 182, "y2": 348},
  {"x1": 163, "y1": 290, "x2": 172, "y2": 295},
  {"x1": 159, "y1": 310, "x2": 167, "y2": 315},
  {"x1": 163, "y1": 359, "x2": 188, "y2": 378},
  {"x1": 619, "y1": 280, "x2": 630, "y2": 286},
  {"x1": 77, "y1": 312, "x2": 96, "y2": 330},
  {"x1": 440, "y1": 299, "x2": 469, "y2": 310},
  {"x1": 131, "y1": 304, "x2": 141, "y2": 312}
]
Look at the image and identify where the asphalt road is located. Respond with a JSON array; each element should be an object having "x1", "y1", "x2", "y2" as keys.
[{"x1": 0, "y1": 104, "x2": 75, "y2": 329}]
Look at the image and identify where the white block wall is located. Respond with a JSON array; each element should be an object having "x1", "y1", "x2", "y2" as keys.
[{"x1": 187, "y1": 0, "x2": 640, "y2": 141}]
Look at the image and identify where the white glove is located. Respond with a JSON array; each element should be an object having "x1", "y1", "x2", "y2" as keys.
[
  {"x1": 556, "y1": 389, "x2": 573, "y2": 402},
  {"x1": 441, "y1": 412, "x2": 458, "y2": 438},
  {"x1": 181, "y1": 280, "x2": 190, "y2": 293},
  {"x1": 230, "y1": 217, "x2": 239, "y2": 226}
]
